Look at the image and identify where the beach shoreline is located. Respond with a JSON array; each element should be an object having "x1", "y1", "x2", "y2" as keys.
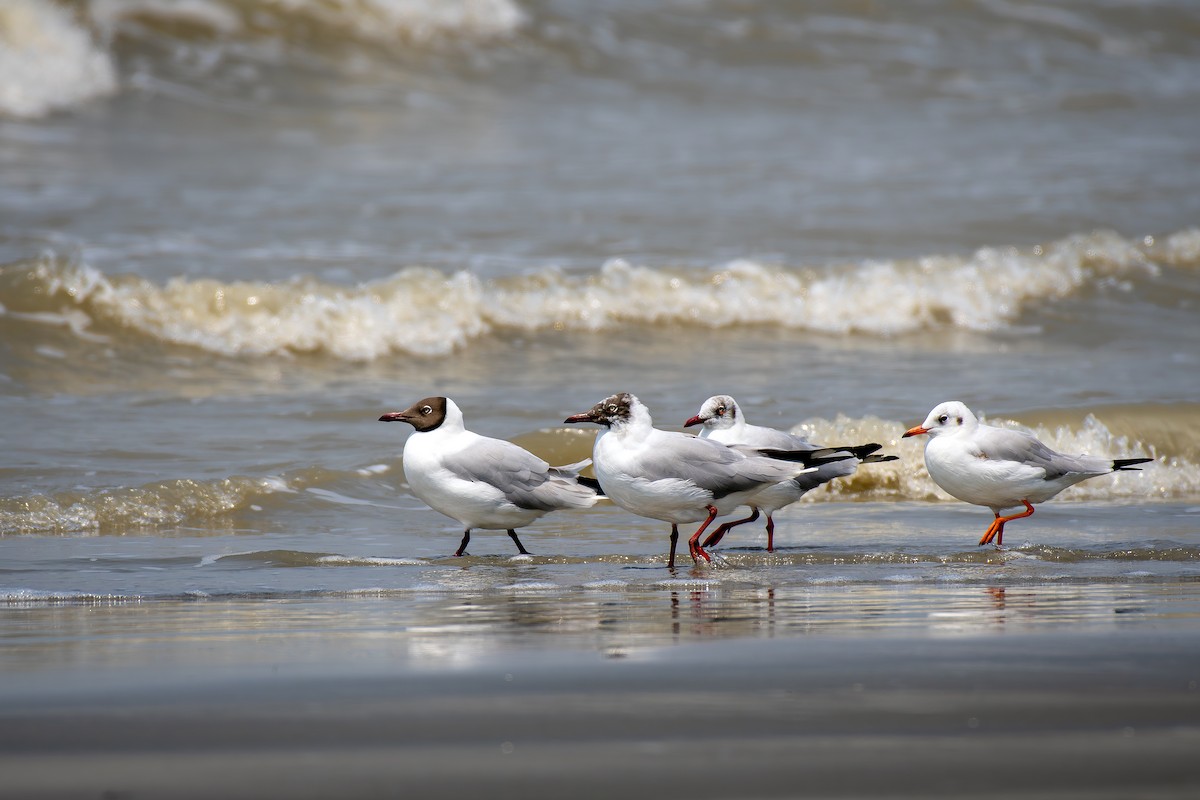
[{"x1": 3, "y1": 596, "x2": 1199, "y2": 799}]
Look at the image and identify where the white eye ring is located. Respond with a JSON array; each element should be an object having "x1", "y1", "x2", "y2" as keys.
[
  {"x1": 421, "y1": 406, "x2": 432, "y2": 414},
  {"x1": 937, "y1": 414, "x2": 949, "y2": 424},
  {"x1": 607, "y1": 405, "x2": 618, "y2": 413}
]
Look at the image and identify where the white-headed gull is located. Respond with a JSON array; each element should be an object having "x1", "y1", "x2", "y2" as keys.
[
  {"x1": 683, "y1": 394, "x2": 897, "y2": 552},
  {"x1": 379, "y1": 396, "x2": 600, "y2": 556},
  {"x1": 564, "y1": 392, "x2": 851, "y2": 568},
  {"x1": 902, "y1": 400, "x2": 1153, "y2": 546}
]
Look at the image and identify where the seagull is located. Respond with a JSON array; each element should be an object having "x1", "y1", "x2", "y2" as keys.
[
  {"x1": 564, "y1": 392, "x2": 851, "y2": 568},
  {"x1": 902, "y1": 400, "x2": 1153, "y2": 546},
  {"x1": 683, "y1": 394, "x2": 897, "y2": 552},
  {"x1": 379, "y1": 396, "x2": 600, "y2": 556}
]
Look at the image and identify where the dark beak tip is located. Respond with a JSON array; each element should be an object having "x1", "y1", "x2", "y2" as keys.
[{"x1": 682, "y1": 416, "x2": 702, "y2": 428}]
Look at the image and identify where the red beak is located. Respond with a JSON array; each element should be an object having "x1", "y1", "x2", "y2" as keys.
[
  {"x1": 901, "y1": 425, "x2": 929, "y2": 438},
  {"x1": 378, "y1": 412, "x2": 411, "y2": 422},
  {"x1": 682, "y1": 415, "x2": 704, "y2": 428}
]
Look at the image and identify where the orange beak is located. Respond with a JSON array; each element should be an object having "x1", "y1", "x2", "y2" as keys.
[{"x1": 901, "y1": 425, "x2": 929, "y2": 438}]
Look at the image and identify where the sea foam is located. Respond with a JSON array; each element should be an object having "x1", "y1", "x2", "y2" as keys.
[{"x1": 0, "y1": 0, "x2": 117, "y2": 118}]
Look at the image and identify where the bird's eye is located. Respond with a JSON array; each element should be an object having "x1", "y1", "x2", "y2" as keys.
[
  {"x1": 607, "y1": 404, "x2": 618, "y2": 414},
  {"x1": 421, "y1": 405, "x2": 432, "y2": 415},
  {"x1": 937, "y1": 414, "x2": 949, "y2": 424},
  {"x1": 716, "y1": 405, "x2": 726, "y2": 415}
]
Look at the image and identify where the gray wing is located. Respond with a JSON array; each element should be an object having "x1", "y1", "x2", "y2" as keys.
[
  {"x1": 793, "y1": 456, "x2": 861, "y2": 492},
  {"x1": 974, "y1": 426, "x2": 1109, "y2": 480},
  {"x1": 443, "y1": 439, "x2": 596, "y2": 511},
  {"x1": 737, "y1": 426, "x2": 816, "y2": 451},
  {"x1": 639, "y1": 436, "x2": 803, "y2": 497}
]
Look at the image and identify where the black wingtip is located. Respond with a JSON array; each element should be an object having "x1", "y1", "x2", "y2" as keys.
[
  {"x1": 577, "y1": 476, "x2": 606, "y2": 497},
  {"x1": 768, "y1": 443, "x2": 884, "y2": 463},
  {"x1": 1112, "y1": 457, "x2": 1154, "y2": 471},
  {"x1": 758, "y1": 448, "x2": 854, "y2": 467},
  {"x1": 861, "y1": 454, "x2": 900, "y2": 464}
]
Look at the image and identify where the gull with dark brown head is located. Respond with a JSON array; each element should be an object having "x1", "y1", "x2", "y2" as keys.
[
  {"x1": 902, "y1": 400, "x2": 1153, "y2": 546},
  {"x1": 564, "y1": 392, "x2": 850, "y2": 568},
  {"x1": 683, "y1": 394, "x2": 896, "y2": 552},
  {"x1": 379, "y1": 396, "x2": 600, "y2": 556}
]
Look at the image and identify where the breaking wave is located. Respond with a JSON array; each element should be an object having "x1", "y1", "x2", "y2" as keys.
[
  {"x1": 0, "y1": 473, "x2": 295, "y2": 534},
  {"x1": 0, "y1": 0, "x2": 525, "y2": 118},
  {"x1": 0, "y1": 0, "x2": 117, "y2": 118},
  {"x1": 2, "y1": 228, "x2": 1197, "y2": 360}
]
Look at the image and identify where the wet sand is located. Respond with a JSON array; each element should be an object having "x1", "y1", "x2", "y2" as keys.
[{"x1": 3, "y1": 618, "x2": 1199, "y2": 799}]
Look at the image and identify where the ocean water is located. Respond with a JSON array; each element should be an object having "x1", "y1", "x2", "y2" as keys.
[{"x1": 3, "y1": 0, "x2": 1200, "y2": 746}]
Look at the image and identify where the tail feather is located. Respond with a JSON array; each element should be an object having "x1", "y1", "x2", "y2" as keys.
[
  {"x1": 758, "y1": 448, "x2": 854, "y2": 468},
  {"x1": 1112, "y1": 457, "x2": 1153, "y2": 471},
  {"x1": 788, "y1": 443, "x2": 883, "y2": 461}
]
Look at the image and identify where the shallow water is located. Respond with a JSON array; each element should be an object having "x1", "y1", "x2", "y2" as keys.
[{"x1": 2, "y1": 2, "x2": 1200, "y2": 794}]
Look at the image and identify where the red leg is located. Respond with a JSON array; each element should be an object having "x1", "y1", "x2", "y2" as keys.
[
  {"x1": 667, "y1": 524, "x2": 679, "y2": 570},
  {"x1": 455, "y1": 530, "x2": 471, "y2": 557},
  {"x1": 688, "y1": 505, "x2": 720, "y2": 563},
  {"x1": 979, "y1": 501, "x2": 1034, "y2": 547},
  {"x1": 978, "y1": 514, "x2": 1002, "y2": 547},
  {"x1": 702, "y1": 508, "x2": 760, "y2": 549},
  {"x1": 765, "y1": 514, "x2": 775, "y2": 553}
]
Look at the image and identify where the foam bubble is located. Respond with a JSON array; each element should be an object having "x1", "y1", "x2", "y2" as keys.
[
  {"x1": 0, "y1": 0, "x2": 117, "y2": 118},
  {"x1": 316, "y1": 555, "x2": 426, "y2": 567}
]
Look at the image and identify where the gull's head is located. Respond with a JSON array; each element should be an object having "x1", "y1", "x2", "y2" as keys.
[
  {"x1": 378, "y1": 396, "x2": 452, "y2": 432},
  {"x1": 564, "y1": 392, "x2": 640, "y2": 428},
  {"x1": 683, "y1": 394, "x2": 739, "y2": 430},
  {"x1": 903, "y1": 401, "x2": 977, "y2": 439}
]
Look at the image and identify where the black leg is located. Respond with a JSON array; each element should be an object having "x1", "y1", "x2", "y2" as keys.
[
  {"x1": 668, "y1": 525, "x2": 679, "y2": 570},
  {"x1": 455, "y1": 530, "x2": 471, "y2": 557},
  {"x1": 508, "y1": 529, "x2": 530, "y2": 555}
]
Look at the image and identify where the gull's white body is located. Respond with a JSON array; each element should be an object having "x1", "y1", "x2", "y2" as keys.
[
  {"x1": 692, "y1": 397, "x2": 858, "y2": 515},
  {"x1": 590, "y1": 402, "x2": 809, "y2": 524},
  {"x1": 381, "y1": 397, "x2": 598, "y2": 555},
  {"x1": 402, "y1": 400, "x2": 596, "y2": 531},
  {"x1": 565, "y1": 392, "x2": 827, "y2": 566},
  {"x1": 904, "y1": 400, "x2": 1152, "y2": 546},
  {"x1": 916, "y1": 402, "x2": 1124, "y2": 513}
]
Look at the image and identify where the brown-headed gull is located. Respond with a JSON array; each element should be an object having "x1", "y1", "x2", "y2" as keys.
[
  {"x1": 902, "y1": 400, "x2": 1153, "y2": 546},
  {"x1": 564, "y1": 392, "x2": 851, "y2": 568},
  {"x1": 379, "y1": 396, "x2": 600, "y2": 556},
  {"x1": 683, "y1": 394, "x2": 897, "y2": 552}
]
